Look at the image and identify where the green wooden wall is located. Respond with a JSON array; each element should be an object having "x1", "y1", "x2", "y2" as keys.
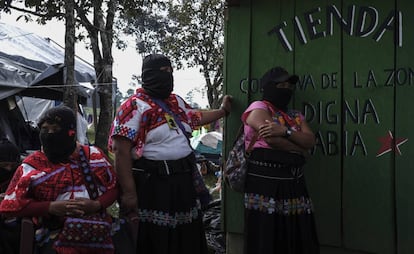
[{"x1": 223, "y1": 1, "x2": 414, "y2": 253}]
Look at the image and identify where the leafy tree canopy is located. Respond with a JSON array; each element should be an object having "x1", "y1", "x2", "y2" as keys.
[
  {"x1": 119, "y1": 0, "x2": 225, "y2": 109},
  {"x1": 0, "y1": 0, "x2": 159, "y2": 152}
]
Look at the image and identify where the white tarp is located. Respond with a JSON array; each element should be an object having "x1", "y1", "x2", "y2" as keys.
[
  {"x1": 17, "y1": 97, "x2": 89, "y2": 145},
  {"x1": 191, "y1": 131, "x2": 222, "y2": 155}
]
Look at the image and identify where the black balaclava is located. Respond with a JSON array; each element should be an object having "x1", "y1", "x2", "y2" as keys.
[
  {"x1": 38, "y1": 105, "x2": 77, "y2": 164},
  {"x1": 141, "y1": 54, "x2": 174, "y2": 99},
  {"x1": 260, "y1": 66, "x2": 299, "y2": 111}
]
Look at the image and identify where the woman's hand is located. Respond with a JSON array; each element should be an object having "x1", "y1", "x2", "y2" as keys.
[
  {"x1": 120, "y1": 192, "x2": 139, "y2": 215},
  {"x1": 220, "y1": 95, "x2": 233, "y2": 115},
  {"x1": 48, "y1": 200, "x2": 82, "y2": 217},
  {"x1": 199, "y1": 94, "x2": 233, "y2": 124},
  {"x1": 259, "y1": 120, "x2": 287, "y2": 138},
  {"x1": 49, "y1": 199, "x2": 101, "y2": 217},
  {"x1": 66, "y1": 198, "x2": 102, "y2": 216}
]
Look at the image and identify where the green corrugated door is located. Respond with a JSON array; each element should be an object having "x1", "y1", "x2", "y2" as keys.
[
  {"x1": 223, "y1": 0, "x2": 251, "y2": 235},
  {"x1": 395, "y1": 1, "x2": 414, "y2": 253},
  {"x1": 294, "y1": 0, "x2": 343, "y2": 248},
  {"x1": 342, "y1": 1, "x2": 395, "y2": 253},
  {"x1": 250, "y1": 0, "x2": 295, "y2": 86},
  {"x1": 223, "y1": 0, "x2": 413, "y2": 253},
  {"x1": 224, "y1": 0, "x2": 297, "y2": 235}
]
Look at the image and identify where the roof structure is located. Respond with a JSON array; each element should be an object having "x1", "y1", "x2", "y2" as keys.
[{"x1": 0, "y1": 22, "x2": 96, "y2": 101}]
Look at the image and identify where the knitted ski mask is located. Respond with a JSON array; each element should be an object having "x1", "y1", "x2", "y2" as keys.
[
  {"x1": 38, "y1": 106, "x2": 77, "y2": 164},
  {"x1": 260, "y1": 67, "x2": 299, "y2": 111},
  {"x1": 141, "y1": 54, "x2": 174, "y2": 99}
]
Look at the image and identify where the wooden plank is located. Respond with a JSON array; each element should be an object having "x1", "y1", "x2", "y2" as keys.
[
  {"x1": 223, "y1": 0, "x2": 297, "y2": 234},
  {"x1": 395, "y1": 1, "x2": 414, "y2": 253},
  {"x1": 342, "y1": 1, "x2": 396, "y2": 253},
  {"x1": 249, "y1": 0, "x2": 296, "y2": 102},
  {"x1": 223, "y1": 0, "x2": 252, "y2": 233},
  {"x1": 294, "y1": 0, "x2": 342, "y2": 247}
]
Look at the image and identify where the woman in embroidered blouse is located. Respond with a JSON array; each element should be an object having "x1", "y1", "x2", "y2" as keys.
[
  {"x1": 108, "y1": 53, "x2": 232, "y2": 254},
  {"x1": 242, "y1": 67, "x2": 319, "y2": 254},
  {"x1": 0, "y1": 106, "x2": 118, "y2": 254}
]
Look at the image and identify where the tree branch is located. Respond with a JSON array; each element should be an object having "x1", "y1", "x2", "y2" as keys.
[{"x1": 6, "y1": 4, "x2": 64, "y2": 19}]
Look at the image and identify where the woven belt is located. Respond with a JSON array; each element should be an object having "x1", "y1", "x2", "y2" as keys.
[
  {"x1": 248, "y1": 159, "x2": 303, "y2": 180},
  {"x1": 132, "y1": 153, "x2": 194, "y2": 176},
  {"x1": 249, "y1": 159, "x2": 288, "y2": 168}
]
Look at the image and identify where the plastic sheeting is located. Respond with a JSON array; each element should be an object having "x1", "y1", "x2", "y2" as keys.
[
  {"x1": 203, "y1": 200, "x2": 226, "y2": 254},
  {"x1": 0, "y1": 22, "x2": 96, "y2": 100}
]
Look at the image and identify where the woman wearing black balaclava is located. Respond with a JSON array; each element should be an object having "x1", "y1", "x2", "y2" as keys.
[
  {"x1": 109, "y1": 53, "x2": 232, "y2": 254},
  {"x1": 241, "y1": 67, "x2": 319, "y2": 254},
  {"x1": 0, "y1": 106, "x2": 118, "y2": 254}
]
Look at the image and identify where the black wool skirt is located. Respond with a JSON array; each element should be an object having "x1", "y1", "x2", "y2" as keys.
[
  {"x1": 244, "y1": 148, "x2": 319, "y2": 254},
  {"x1": 132, "y1": 155, "x2": 208, "y2": 254}
]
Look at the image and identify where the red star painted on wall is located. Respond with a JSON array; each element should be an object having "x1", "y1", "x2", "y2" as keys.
[{"x1": 376, "y1": 130, "x2": 408, "y2": 157}]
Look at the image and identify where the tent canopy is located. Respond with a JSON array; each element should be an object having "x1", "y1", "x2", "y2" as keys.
[
  {"x1": 0, "y1": 22, "x2": 96, "y2": 101},
  {"x1": 191, "y1": 131, "x2": 223, "y2": 155}
]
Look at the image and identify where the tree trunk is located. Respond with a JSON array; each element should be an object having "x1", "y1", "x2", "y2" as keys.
[
  {"x1": 89, "y1": 0, "x2": 116, "y2": 153},
  {"x1": 63, "y1": 0, "x2": 77, "y2": 111},
  {"x1": 95, "y1": 72, "x2": 113, "y2": 153}
]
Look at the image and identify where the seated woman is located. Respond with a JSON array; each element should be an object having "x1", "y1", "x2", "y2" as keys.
[{"x1": 0, "y1": 106, "x2": 118, "y2": 254}]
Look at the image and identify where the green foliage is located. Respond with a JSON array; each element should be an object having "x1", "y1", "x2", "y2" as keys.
[
  {"x1": 0, "y1": 0, "x2": 155, "y2": 152},
  {"x1": 86, "y1": 127, "x2": 95, "y2": 144},
  {"x1": 0, "y1": 0, "x2": 152, "y2": 49},
  {"x1": 119, "y1": 0, "x2": 225, "y2": 109}
]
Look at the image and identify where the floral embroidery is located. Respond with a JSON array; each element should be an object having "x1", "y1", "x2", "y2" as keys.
[
  {"x1": 260, "y1": 100, "x2": 303, "y2": 131},
  {"x1": 116, "y1": 98, "x2": 138, "y2": 124},
  {"x1": 112, "y1": 125, "x2": 137, "y2": 141},
  {"x1": 271, "y1": 110, "x2": 302, "y2": 131},
  {"x1": 138, "y1": 206, "x2": 199, "y2": 228},
  {"x1": 244, "y1": 193, "x2": 313, "y2": 215},
  {"x1": 108, "y1": 88, "x2": 202, "y2": 157}
]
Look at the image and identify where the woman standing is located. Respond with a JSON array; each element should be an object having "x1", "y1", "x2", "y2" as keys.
[
  {"x1": 242, "y1": 67, "x2": 319, "y2": 254},
  {"x1": 109, "y1": 54, "x2": 232, "y2": 254}
]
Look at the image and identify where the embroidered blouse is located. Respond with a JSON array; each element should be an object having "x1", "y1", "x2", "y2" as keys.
[
  {"x1": 0, "y1": 145, "x2": 118, "y2": 216},
  {"x1": 108, "y1": 88, "x2": 202, "y2": 160},
  {"x1": 241, "y1": 100, "x2": 305, "y2": 150}
]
